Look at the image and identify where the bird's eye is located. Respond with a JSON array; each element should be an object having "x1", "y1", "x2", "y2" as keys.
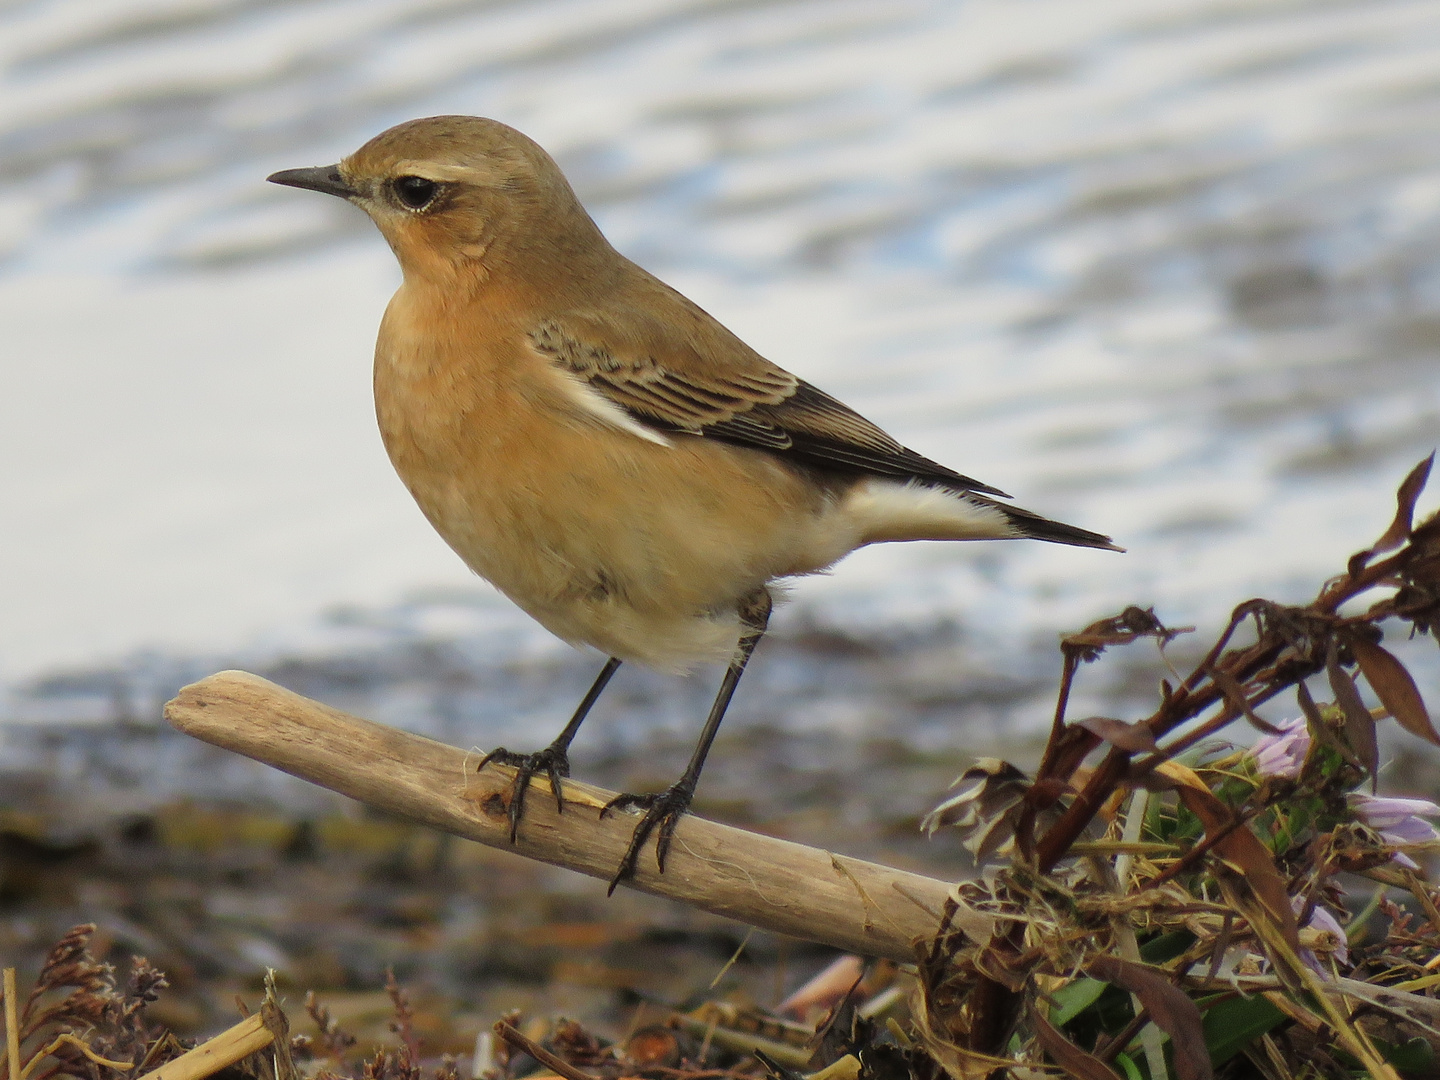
[{"x1": 393, "y1": 176, "x2": 438, "y2": 209}]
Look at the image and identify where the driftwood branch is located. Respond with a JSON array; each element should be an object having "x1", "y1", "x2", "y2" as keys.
[{"x1": 164, "y1": 671, "x2": 947, "y2": 961}]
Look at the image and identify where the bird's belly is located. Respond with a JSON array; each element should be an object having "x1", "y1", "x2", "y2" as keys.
[{"x1": 377, "y1": 380, "x2": 847, "y2": 669}]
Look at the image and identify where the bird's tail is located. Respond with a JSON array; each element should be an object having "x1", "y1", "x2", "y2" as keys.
[{"x1": 979, "y1": 496, "x2": 1123, "y2": 551}]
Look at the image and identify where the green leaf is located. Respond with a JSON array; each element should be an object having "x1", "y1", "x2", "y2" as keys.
[
  {"x1": 1050, "y1": 937, "x2": 1192, "y2": 1034},
  {"x1": 1140, "y1": 931, "x2": 1194, "y2": 964},
  {"x1": 1051, "y1": 977, "x2": 1109, "y2": 1025},
  {"x1": 1375, "y1": 1035, "x2": 1434, "y2": 1071},
  {"x1": 1201, "y1": 995, "x2": 1286, "y2": 1064},
  {"x1": 1113, "y1": 1051, "x2": 1144, "y2": 1080}
]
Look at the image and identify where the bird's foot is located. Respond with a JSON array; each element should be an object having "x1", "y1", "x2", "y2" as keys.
[
  {"x1": 601, "y1": 781, "x2": 696, "y2": 894},
  {"x1": 478, "y1": 744, "x2": 571, "y2": 843}
]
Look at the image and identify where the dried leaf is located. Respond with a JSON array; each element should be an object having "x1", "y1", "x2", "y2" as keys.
[
  {"x1": 1294, "y1": 681, "x2": 1325, "y2": 730},
  {"x1": 1350, "y1": 637, "x2": 1440, "y2": 746},
  {"x1": 1157, "y1": 763, "x2": 1301, "y2": 952},
  {"x1": 1031, "y1": 1010, "x2": 1123, "y2": 1080},
  {"x1": 938, "y1": 886, "x2": 998, "y2": 944},
  {"x1": 910, "y1": 989, "x2": 1014, "y2": 1080},
  {"x1": 1210, "y1": 669, "x2": 1282, "y2": 734},
  {"x1": 1327, "y1": 644, "x2": 1379, "y2": 787},
  {"x1": 921, "y1": 759, "x2": 1030, "y2": 861},
  {"x1": 1062, "y1": 607, "x2": 1190, "y2": 663},
  {"x1": 1292, "y1": 680, "x2": 1337, "y2": 779},
  {"x1": 1349, "y1": 452, "x2": 1434, "y2": 576},
  {"x1": 1075, "y1": 717, "x2": 1157, "y2": 753},
  {"x1": 1293, "y1": 679, "x2": 1371, "y2": 779},
  {"x1": 1086, "y1": 957, "x2": 1212, "y2": 1080}
]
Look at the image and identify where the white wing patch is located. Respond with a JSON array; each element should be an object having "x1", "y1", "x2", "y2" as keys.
[
  {"x1": 551, "y1": 367, "x2": 674, "y2": 447},
  {"x1": 842, "y1": 479, "x2": 1019, "y2": 544}
]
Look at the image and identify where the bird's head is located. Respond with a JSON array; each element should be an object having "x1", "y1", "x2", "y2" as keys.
[{"x1": 268, "y1": 116, "x2": 608, "y2": 285}]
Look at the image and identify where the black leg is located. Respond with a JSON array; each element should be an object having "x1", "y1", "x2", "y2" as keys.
[
  {"x1": 603, "y1": 590, "x2": 772, "y2": 893},
  {"x1": 480, "y1": 656, "x2": 622, "y2": 842}
]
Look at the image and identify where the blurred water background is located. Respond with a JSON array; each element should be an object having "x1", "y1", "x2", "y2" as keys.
[{"x1": 3, "y1": 0, "x2": 1440, "y2": 796}]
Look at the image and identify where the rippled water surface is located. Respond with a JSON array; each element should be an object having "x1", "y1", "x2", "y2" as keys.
[{"x1": 3, "y1": 0, "x2": 1439, "y2": 761}]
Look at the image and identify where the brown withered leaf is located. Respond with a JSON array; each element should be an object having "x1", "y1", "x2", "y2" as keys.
[
  {"x1": 1293, "y1": 681, "x2": 1352, "y2": 779},
  {"x1": 1349, "y1": 636, "x2": 1440, "y2": 746},
  {"x1": 1061, "y1": 607, "x2": 1190, "y2": 663},
  {"x1": 921, "y1": 759, "x2": 1033, "y2": 862},
  {"x1": 1348, "y1": 452, "x2": 1434, "y2": 577},
  {"x1": 909, "y1": 983, "x2": 1013, "y2": 1080},
  {"x1": 1157, "y1": 763, "x2": 1301, "y2": 952},
  {"x1": 1085, "y1": 958, "x2": 1212, "y2": 1080},
  {"x1": 1326, "y1": 643, "x2": 1379, "y2": 788},
  {"x1": 1031, "y1": 1009, "x2": 1123, "y2": 1080},
  {"x1": 1210, "y1": 669, "x2": 1283, "y2": 734},
  {"x1": 1075, "y1": 717, "x2": 1157, "y2": 753},
  {"x1": 1294, "y1": 680, "x2": 1325, "y2": 731}
]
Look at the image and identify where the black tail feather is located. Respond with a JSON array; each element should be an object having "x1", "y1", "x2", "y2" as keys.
[{"x1": 976, "y1": 495, "x2": 1123, "y2": 551}]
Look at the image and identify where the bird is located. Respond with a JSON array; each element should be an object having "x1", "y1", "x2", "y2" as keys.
[{"x1": 268, "y1": 115, "x2": 1119, "y2": 890}]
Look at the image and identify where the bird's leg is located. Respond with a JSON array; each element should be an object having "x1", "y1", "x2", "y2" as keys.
[
  {"x1": 480, "y1": 656, "x2": 622, "y2": 842},
  {"x1": 603, "y1": 590, "x2": 772, "y2": 893}
]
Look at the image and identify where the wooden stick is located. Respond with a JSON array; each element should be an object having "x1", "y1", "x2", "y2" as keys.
[
  {"x1": 4, "y1": 969, "x2": 20, "y2": 1080},
  {"x1": 164, "y1": 671, "x2": 947, "y2": 961},
  {"x1": 135, "y1": 1013, "x2": 272, "y2": 1080}
]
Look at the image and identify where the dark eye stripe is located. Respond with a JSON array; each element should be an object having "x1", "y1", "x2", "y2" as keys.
[{"x1": 393, "y1": 176, "x2": 438, "y2": 209}]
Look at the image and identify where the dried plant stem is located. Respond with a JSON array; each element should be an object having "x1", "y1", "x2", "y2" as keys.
[
  {"x1": 1037, "y1": 650, "x2": 1288, "y2": 872},
  {"x1": 1140, "y1": 807, "x2": 1259, "y2": 892},
  {"x1": 4, "y1": 969, "x2": 19, "y2": 1080},
  {"x1": 164, "y1": 671, "x2": 947, "y2": 961},
  {"x1": 1253, "y1": 919, "x2": 1400, "y2": 1080},
  {"x1": 946, "y1": 460, "x2": 1440, "y2": 1058},
  {"x1": 1110, "y1": 795, "x2": 1168, "y2": 1080},
  {"x1": 1034, "y1": 531, "x2": 1426, "y2": 874},
  {"x1": 493, "y1": 1023, "x2": 598, "y2": 1080},
  {"x1": 674, "y1": 1015, "x2": 812, "y2": 1068},
  {"x1": 134, "y1": 1013, "x2": 272, "y2": 1080},
  {"x1": 1094, "y1": 1010, "x2": 1148, "y2": 1065},
  {"x1": 21, "y1": 1035, "x2": 134, "y2": 1079}
]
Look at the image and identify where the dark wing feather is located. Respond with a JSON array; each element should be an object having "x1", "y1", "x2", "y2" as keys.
[
  {"x1": 722, "y1": 381, "x2": 1010, "y2": 496},
  {"x1": 530, "y1": 316, "x2": 1008, "y2": 497}
]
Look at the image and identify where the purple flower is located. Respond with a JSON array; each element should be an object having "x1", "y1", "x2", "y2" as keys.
[
  {"x1": 1349, "y1": 793, "x2": 1440, "y2": 869},
  {"x1": 1249, "y1": 715, "x2": 1309, "y2": 778},
  {"x1": 1286, "y1": 898, "x2": 1350, "y2": 974},
  {"x1": 1301, "y1": 903, "x2": 1349, "y2": 966}
]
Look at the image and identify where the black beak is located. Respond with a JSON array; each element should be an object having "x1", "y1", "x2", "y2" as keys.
[{"x1": 267, "y1": 165, "x2": 356, "y2": 199}]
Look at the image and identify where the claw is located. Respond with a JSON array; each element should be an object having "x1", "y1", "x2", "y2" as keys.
[
  {"x1": 601, "y1": 782, "x2": 695, "y2": 894},
  {"x1": 478, "y1": 745, "x2": 571, "y2": 842}
]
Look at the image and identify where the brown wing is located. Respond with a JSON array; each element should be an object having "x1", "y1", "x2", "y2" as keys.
[{"x1": 529, "y1": 310, "x2": 1009, "y2": 497}]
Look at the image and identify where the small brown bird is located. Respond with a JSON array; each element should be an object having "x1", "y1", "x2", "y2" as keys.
[{"x1": 269, "y1": 116, "x2": 1118, "y2": 888}]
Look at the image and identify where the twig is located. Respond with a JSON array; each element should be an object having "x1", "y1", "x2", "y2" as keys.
[
  {"x1": 134, "y1": 1013, "x2": 273, "y2": 1080},
  {"x1": 20, "y1": 1035, "x2": 133, "y2": 1079},
  {"x1": 955, "y1": 460, "x2": 1440, "y2": 1058},
  {"x1": 164, "y1": 672, "x2": 947, "y2": 962},
  {"x1": 1139, "y1": 805, "x2": 1262, "y2": 892},
  {"x1": 4, "y1": 969, "x2": 19, "y2": 1080},
  {"x1": 709, "y1": 928, "x2": 755, "y2": 990},
  {"x1": 493, "y1": 1022, "x2": 598, "y2": 1080}
]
